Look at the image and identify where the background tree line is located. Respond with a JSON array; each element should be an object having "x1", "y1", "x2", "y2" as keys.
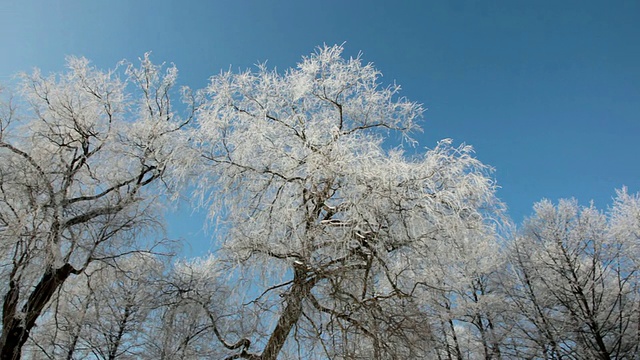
[{"x1": 1, "y1": 45, "x2": 638, "y2": 359}]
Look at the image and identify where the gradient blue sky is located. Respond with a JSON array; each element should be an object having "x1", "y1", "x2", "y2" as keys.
[{"x1": 2, "y1": 1, "x2": 638, "y2": 255}]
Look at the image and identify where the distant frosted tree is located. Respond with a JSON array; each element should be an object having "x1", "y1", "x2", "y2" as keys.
[
  {"x1": 421, "y1": 232, "x2": 508, "y2": 360},
  {"x1": 503, "y1": 189, "x2": 640, "y2": 360},
  {"x1": 26, "y1": 253, "x2": 165, "y2": 360},
  {"x1": 139, "y1": 254, "x2": 237, "y2": 360},
  {"x1": 193, "y1": 44, "x2": 502, "y2": 359},
  {"x1": 0, "y1": 54, "x2": 194, "y2": 359}
]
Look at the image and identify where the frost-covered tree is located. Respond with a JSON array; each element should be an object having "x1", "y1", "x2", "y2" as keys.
[
  {"x1": 140, "y1": 254, "x2": 236, "y2": 360},
  {"x1": 0, "y1": 54, "x2": 194, "y2": 359},
  {"x1": 503, "y1": 189, "x2": 640, "y2": 360},
  {"x1": 12, "y1": 45, "x2": 640, "y2": 360},
  {"x1": 192, "y1": 45, "x2": 503, "y2": 359},
  {"x1": 422, "y1": 232, "x2": 508, "y2": 360},
  {"x1": 25, "y1": 253, "x2": 165, "y2": 360}
]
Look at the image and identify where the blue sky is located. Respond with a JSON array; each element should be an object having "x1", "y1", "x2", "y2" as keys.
[{"x1": 2, "y1": 1, "x2": 638, "y2": 255}]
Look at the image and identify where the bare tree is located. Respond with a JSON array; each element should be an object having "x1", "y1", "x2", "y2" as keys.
[
  {"x1": 0, "y1": 54, "x2": 195, "y2": 359},
  {"x1": 192, "y1": 44, "x2": 503, "y2": 359}
]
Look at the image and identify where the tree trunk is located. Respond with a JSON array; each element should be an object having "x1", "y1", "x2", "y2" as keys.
[
  {"x1": 0, "y1": 264, "x2": 78, "y2": 360},
  {"x1": 108, "y1": 304, "x2": 131, "y2": 360},
  {"x1": 260, "y1": 268, "x2": 317, "y2": 360}
]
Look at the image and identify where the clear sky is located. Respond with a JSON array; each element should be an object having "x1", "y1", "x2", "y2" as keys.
[{"x1": 2, "y1": 0, "x2": 638, "y2": 255}]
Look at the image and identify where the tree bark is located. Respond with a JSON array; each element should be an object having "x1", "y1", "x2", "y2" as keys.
[
  {"x1": 108, "y1": 304, "x2": 131, "y2": 360},
  {"x1": 0, "y1": 264, "x2": 78, "y2": 360},
  {"x1": 260, "y1": 268, "x2": 317, "y2": 360}
]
